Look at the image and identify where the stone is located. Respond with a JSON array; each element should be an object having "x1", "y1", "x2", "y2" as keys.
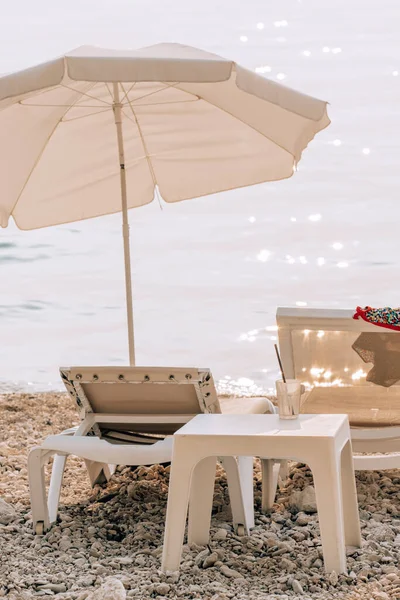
[
  {"x1": 291, "y1": 579, "x2": 304, "y2": 594},
  {"x1": 220, "y1": 565, "x2": 243, "y2": 579},
  {"x1": 203, "y1": 552, "x2": 219, "y2": 568},
  {"x1": 154, "y1": 583, "x2": 170, "y2": 595},
  {"x1": 37, "y1": 584, "x2": 67, "y2": 593},
  {"x1": 289, "y1": 487, "x2": 317, "y2": 513},
  {"x1": 213, "y1": 529, "x2": 228, "y2": 541},
  {"x1": 87, "y1": 578, "x2": 126, "y2": 600},
  {"x1": 329, "y1": 571, "x2": 338, "y2": 586},
  {"x1": 0, "y1": 499, "x2": 17, "y2": 525},
  {"x1": 296, "y1": 512, "x2": 311, "y2": 526}
]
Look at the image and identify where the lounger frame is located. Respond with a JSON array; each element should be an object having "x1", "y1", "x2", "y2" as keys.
[{"x1": 277, "y1": 307, "x2": 400, "y2": 470}]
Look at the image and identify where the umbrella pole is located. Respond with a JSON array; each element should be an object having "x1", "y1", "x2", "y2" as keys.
[{"x1": 113, "y1": 82, "x2": 135, "y2": 366}]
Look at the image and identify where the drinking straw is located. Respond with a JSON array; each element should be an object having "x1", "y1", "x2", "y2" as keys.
[{"x1": 274, "y1": 344, "x2": 286, "y2": 383}]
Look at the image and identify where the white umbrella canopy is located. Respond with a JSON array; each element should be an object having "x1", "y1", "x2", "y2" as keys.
[{"x1": 0, "y1": 43, "x2": 330, "y2": 365}]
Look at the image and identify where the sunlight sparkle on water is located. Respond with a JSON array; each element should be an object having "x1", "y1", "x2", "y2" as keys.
[
  {"x1": 286, "y1": 255, "x2": 295, "y2": 264},
  {"x1": 276, "y1": 73, "x2": 286, "y2": 80},
  {"x1": 317, "y1": 257, "x2": 325, "y2": 266},
  {"x1": 337, "y1": 261, "x2": 349, "y2": 268},
  {"x1": 217, "y1": 377, "x2": 264, "y2": 397},
  {"x1": 240, "y1": 36, "x2": 248, "y2": 42},
  {"x1": 302, "y1": 50, "x2": 311, "y2": 57},
  {"x1": 256, "y1": 22, "x2": 265, "y2": 30},
  {"x1": 276, "y1": 37, "x2": 287, "y2": 43},
  {"x1": 332, "y1": 139, "x2": 342, "y2": 147},
  {"x1": 322, "y1": 47, "x2": 330, "y2": 53},
  {"x1": 308, "y1": 213, "x2": 322, "y2": 222},
  {"x1": 290, "y1": 217, "x2": 297, "y2": 222},
  {"x1": 248, "y1": 216, "x2": 256, "y2": 223},
  {"x1": 257, "y1": 249, "x2": 271, "y2": 262},
  {"x1": 362, "y1": 147, "x2": 371, "y2": 155},
  {"x1": 255, "y1": 65, "x2": 272, "y2": 74},
  {"x1": 332, "y1": 47, "x2": 342, "y2": 54},
  {"x1": 332, "y1": 242, "x2": 343, "y2": 250},
  {"x1": 296, "y1": 301, "x2": 308, "y2": 307},
  {"x1": 266, "y1": 325, "x2": 278, "y2": 332},
  {"x1": 393, "y1": 71, "x2": 399, "y2": 77},
  {"x1": 238, "y1": 331, "x2": 257, "y2": 342},
  {"x1": 299, "y1": 256, "x2": 308, "y2": 264},
  {"x1": 274, "y1": 20, "x2": 288, "y2": 27}
]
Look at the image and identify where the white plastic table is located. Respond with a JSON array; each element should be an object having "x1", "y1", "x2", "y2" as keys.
[{"x1": 161, "y1": 413, "x2": 361, "y2": 574}]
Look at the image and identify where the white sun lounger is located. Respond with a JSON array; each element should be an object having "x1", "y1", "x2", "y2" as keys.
[
  {"x1": 28, "y1": 366, "x2": 275, "y2": 535},
  {"x1": 277, "y1": 307, "x2": 400, "y2": 470}
]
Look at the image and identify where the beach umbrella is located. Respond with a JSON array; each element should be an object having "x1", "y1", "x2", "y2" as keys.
[{"x1": 0, "y1": 44, "x2": 330, "y2": 365}]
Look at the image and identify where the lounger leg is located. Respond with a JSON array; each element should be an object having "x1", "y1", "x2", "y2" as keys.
[
  {"x1": 340, "y1": 440, "x2": 362, "y2": 547},
  {"x1": 28, "y1": 448, "x2": 51, "y2": 534},
  {"x1": 261, "y1": 458, "x2": 280, "y2": 511},
  {"x1": 84, "y1": 460, "x2": 115, "y2": 486},
  {"x1": 188, "y1": 456, "x2": 217, "y2": 545},
  {"x1": 221, "y1": 455, "x2": 254, "y2": 534},
  {"x1": 48, "y1": 454, "x2": 67, "y2": 524}
]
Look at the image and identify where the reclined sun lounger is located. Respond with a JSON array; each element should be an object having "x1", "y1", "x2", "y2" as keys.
[
  {"x1": 28, "y1": 366, "x2": 275, "y2": 535},
  {"x1": 276, "y1": 307, "x2": 400, "y2": 471}
]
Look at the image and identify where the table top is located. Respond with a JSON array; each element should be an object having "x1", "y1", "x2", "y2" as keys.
[{"x1": 175, "y1": 413, "x2": 349, "y2": 439}]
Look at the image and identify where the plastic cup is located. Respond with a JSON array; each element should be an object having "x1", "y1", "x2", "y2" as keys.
[{"x1": 276, "y1": 379, "x2": 302, "y2": 419}]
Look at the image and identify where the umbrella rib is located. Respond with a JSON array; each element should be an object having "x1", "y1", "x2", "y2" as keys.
[
  {"x1": 62, "y1": 107, "x2": 111, "y2": 122},
  {"x1": 104, "y1": 83, "x2": 114, "y2": 103},
  {"x1": 60, "y1": 83, "x2": 113, "y2": 106},
  {"x1": 131, "y1": 98, "x2": 200, "y2": 107},
  {"x1": 126, "y1": 82, "x2": 179, "y2": 105},
  {"x1": 120, "y1": 82, "x2": 137, "y2": 104},
  {"x1": 120, "y1": 82, "x2": 158, "y2": 189},
  {"x1": 18, "y1": 103, "x2": 110, "y2": 108}
]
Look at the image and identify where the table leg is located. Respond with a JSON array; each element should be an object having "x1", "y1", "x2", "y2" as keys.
[
  {"x1": 340, "y1": 440, "x2": 362, "y2": 547},
  {"x1": 261, "y1": 458, "x2": 277, "y2": 512},
  {"x1": 188, "y1": 456, "x2": 217, "y2": 545},
  {"x1": 312, "y1": 449, "x2": 347, "y2": 574},
  {"x1": 161, "y1": 451, "x2": 195, "y2": 573},
  {"x1": 221, "y1": 455, "x2": 253, "y2": 533}
]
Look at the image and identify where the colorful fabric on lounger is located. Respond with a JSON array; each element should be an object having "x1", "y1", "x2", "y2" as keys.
[
  {"x1": 352, "y1": 306, "x2": 400, "y2": 387},
  {"x1": 353, "y1": 306, "x2": 400, "y2": 331}
]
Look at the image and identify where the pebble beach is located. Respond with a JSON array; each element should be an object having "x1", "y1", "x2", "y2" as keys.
[{"x1": 2, "y1": 392, "x2": 400, "y2": 600}]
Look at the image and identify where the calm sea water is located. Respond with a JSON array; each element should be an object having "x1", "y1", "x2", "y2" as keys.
[{"x1": 0, "y1": 0, "x2": 399, "y2": 393}]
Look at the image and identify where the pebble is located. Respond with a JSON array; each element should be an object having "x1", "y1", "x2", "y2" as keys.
[
  {"x1": 289, "y1": 486, "x2": 317, "y2": 513},
  {"x1": 0, "y1": 499, "x2": 17, "y2": 525},
  {"x1": 291, "y1": 579, "x2": 304, "y2": 594},
  {"x1": 3, "y1": 392, "x2": 400, "y2": 600},
  {"x1": 220, "y1": 565, "x2": 243, "y2": 579},
  {"x1": 203, "y1": 552, "x2": 219, "y2": 568},
  {"x1": 87, "y1": 578, "x2": 126, "y2": 599},
  {"x1": 154, "y1": 583, "x2": 171, "y2": 595},
  {"x1": 213, "y1": 528, "x2": 228, "y2": 541}
]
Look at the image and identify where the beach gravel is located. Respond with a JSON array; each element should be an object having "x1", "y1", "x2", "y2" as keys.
[{"x1": 1, "y1": 392, "x2": 400, "y2": 599}]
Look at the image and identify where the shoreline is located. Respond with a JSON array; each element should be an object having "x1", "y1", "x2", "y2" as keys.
[{"x1": 1, "y1": 393, "x2": 400, "y2": 599}]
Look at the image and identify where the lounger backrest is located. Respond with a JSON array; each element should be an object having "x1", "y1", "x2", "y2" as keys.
[
  {"x1": 276, "y1": 308, "x2": 400, "y2": 426},
  {"x1": 60, "y1": 366, "x2": 220, "y2": 435}
]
